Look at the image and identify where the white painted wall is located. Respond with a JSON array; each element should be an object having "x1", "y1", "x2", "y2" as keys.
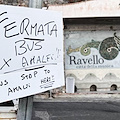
[
  {"x1": 0, "y1": 107, "x2": 17, "y2": 120},
  {"x1": 48, "y1": 0, "x2": 120, "y2": 18},
  {"x1": 64, "y1": 24, "x2": 120, "y2": 92}
]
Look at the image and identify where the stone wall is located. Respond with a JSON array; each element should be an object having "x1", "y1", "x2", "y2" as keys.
[
  {"x1": 0, "y1": 0, "x2": 28, "y2": 6},
  {"x1": 0, "y1": 0, "x2": 86, "y2": 7}
]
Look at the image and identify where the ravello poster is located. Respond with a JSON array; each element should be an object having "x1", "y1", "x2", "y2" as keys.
[{"x1": 65, "y1": 31, "x2": 120, "y2": 69}]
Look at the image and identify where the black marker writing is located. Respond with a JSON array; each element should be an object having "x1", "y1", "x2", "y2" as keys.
[
  {"x1": 0, "y1": 58, "x2": 11, "y2": 70},
  {"x1": 21, "y1": 71, "x2": 38, "y2": 80},
  {"x1": 15, "y1": 40, "x2": 43, "y2": 56},
  {"x1": 4, "y1": 21, "x2": 19, "y2": 38},
  {"x1": 3, "y1": 17, "x2": 58, "y2": 38},
  {"x1": 44, "y1": 69, "x2": 50, "y2": 74},
  {"x1": 21, "y1": 54, "x2": 54, "y2": 67},
  {"x1": 44, "y1": 21, "x2": 57, "y2": 37},
  {"x1": 0, "y1": 80, "x2": 8, "y2": 87},
  {"x1": 8, "y1": 83, "x2": 30, "y2": 96},
  {"x1": 24, "y1": 38, "x2": 44, "y2": 41},
  {"x1": 40, "y1": 75, "x2": 55, "y2": 89},
  {"x1": 0, "y1": 12, "x2": 7, "y2": 16},
  {"x1": 20, "y1": 18, "x2": 30, "y2": 36},
  {"x1": 0, "y1": 12, "x2": 8, "y2": 24}
]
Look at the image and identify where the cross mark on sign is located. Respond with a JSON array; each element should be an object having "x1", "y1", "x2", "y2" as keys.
[{"x1": 0, "y1": 58, "x2": 11, "y2": 70}]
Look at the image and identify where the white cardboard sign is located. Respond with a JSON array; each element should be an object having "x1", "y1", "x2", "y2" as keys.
[{"x1": 0, "y1": 5, "x2": 64, "y2": 103}]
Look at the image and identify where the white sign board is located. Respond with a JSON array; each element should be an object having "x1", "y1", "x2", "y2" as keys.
[
  {"x1": 0, "y1": 5, "x2": 64, "y2": 103},
  {"x1": 65, "y1": 30, "x2": 120, "y2": 69}
]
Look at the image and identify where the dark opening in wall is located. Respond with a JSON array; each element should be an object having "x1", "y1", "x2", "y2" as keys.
[
  {"x1": 0, "y1": 101, "x2": 14, "y2": 106},
  {"x1": 110, "y1": 84, "x2": 117, "y2": 91},
  {"x1": 74, "y1": 85, "x2": 77, "y2": 92},
  {"x1": 90, "y1": 85, "x2": 97, "y2": 91}
]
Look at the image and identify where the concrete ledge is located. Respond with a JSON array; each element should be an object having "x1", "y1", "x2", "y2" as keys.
[{"x1": 34, "y1": 92, "x2": 120, "y2": 102}]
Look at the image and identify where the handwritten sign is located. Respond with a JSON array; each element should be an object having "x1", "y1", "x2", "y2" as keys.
[{"x1": 0, "y1": 5, "x2": 64, "y2": 103}]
